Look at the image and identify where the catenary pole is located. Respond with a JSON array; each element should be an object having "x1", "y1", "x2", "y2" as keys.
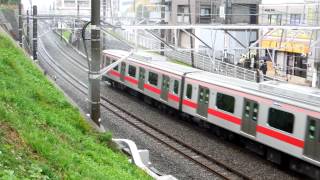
[
  {"x1": 160, "y1": 0, "x2": 165, "y2": 55},
  {"x1": 18, "y1": 1, "x2": 23, "y2": 47},
  {"x1": 27, "y1": 10, "x2": 30, "y2": 45},
  {"x1": 77, "y1": 4, "x2": 80, "y2": 49},
  {"x1": 188, "y1": 0, "x2": 195, "y2": 67},
  {"x1": 225, "y1": 0, "x2": 231, "y2": 24},
  {"x1": 89, "y1": 0, "x2": 101, "y2": 126},
  {"x1": 313, "y1": 31, "x2": 320, "y2": 88},
  {"x1": 102, "y1": 0, "x2": 106, "y2": 49},
  {"x1": 32, "y1": 5, "x2": 37, "y2": 60}
]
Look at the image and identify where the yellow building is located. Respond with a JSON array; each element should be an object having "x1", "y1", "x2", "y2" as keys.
[{"x1": 259, "y1": 2, "x2": 319, "y2": 86}]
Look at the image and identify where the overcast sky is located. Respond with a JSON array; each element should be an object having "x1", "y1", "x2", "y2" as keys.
[{"x1": 21, "y1": 0, "x2": 54, "y2": 12}]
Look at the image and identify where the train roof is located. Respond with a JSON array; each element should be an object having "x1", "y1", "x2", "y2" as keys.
[
  {"x1": 186, "y1": 71, "x2": 320, "y2": 108},
  {"x1": 104, "y1": 49, "x2": 199, "y2": 75},
  {"x1": 259, "y1": 81, "x2": 320, "y2": 106}
]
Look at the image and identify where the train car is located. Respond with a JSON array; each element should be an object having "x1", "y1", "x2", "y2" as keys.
[
  {"x1": 183, "y1": 71, "x2": 320, "y2": 178},
  {"x1": 102, "y1": 49, "x2": 320, "y2": 179},
  {"x1": 102, "y1": 49, "x2": 199, "y2": 110}
]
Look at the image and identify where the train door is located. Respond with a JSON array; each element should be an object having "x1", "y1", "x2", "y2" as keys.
[
  {"x1": 138, "y1": 67, "x2": 145, "y2": 90},
  {"x1": 120, "y1": 62, "x2": 126, "y2": 82},
  {"x1": 241, "y1": 99, "x2": 259, "y2": 136},
  {"x1": 304, "y1": 117, "x2": 320, "y2": 161},
  {"x1": 197, "y1": 86, "x2": 209, "y2": 118},
  {"x1": 161, "y1": 75, "x2": 170, "y2": 101}
]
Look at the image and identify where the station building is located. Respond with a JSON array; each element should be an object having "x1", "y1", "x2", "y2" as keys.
[
  {"x1": 165, "y1": 0, "x2": 260, "y2": 47},
  {"x1": 259, "y1": 2, "x2": 320, "y2": 87}
]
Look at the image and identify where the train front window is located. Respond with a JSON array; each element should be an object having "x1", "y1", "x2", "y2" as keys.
[
  {"x1": 148, "y1": 72, "x2": 158, "y2": 86},
  {"x1": 128, "y1": 65, "x2": 136, "y2": 77},
  {"x1": 174, "y1": 80, "x2": 179, "y2": 94},
  {"x1": 268, "y1": 108, "x2": 294, "y2": 133},
  {"x1": 216, "y1": 93, "x2": 235, "y2": 114}
]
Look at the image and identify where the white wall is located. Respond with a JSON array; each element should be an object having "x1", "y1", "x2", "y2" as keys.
[{"x1": 194, "y1": 29, "x2": 257, "y2": 62}]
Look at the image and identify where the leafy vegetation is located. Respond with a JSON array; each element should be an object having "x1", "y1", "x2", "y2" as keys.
[
  {"x1": 0, "y1": 32, "x2": 151, "y2": 179},
  {"x1": 62, "y1": 30, "x2": 71, "y2": 41},
  {"x1": 0, "y1": 0, "x2": 18, "y2": 5}
]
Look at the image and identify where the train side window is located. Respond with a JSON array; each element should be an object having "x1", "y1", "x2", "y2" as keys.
[
  {"x1": 268, "y1": 108, "x2": 295, "y2": 133},
  {"x1": 148, "y1": 72, "x2": 158, "y2": 86},
  {"x1": 128, "y1": 65, "x2": 136, "y2": 77},
  {"x1": 252, "y1": 103, "x2": 259, "y2": 121},
  {"x1": 186, "y1": 84, "x2": 192, "y2": 99},
  {"x1": 244, "y1": 101, "x2": 250, "y2": 118},
  {"x1": 112, "y1": 60, "x2": 119, "y2": 71},
  {"x1": 308, "y1": 119, "x2": 316, "y2": 140},
  {"x1": 216, "y1": 93, "x2": 235, "y2": 114},
  {"x1": 173, "y1": 80, "x2": 179, "y2": 94}
]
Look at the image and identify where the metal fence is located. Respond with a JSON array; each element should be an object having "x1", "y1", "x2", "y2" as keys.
[{"x1": 116, "y1": 30, "x2": 258, "y2": 82}]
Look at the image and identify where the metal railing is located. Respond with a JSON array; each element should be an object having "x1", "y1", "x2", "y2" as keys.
[{"x1": 116, "y1": 30, "x2": 258, "y2": 82}]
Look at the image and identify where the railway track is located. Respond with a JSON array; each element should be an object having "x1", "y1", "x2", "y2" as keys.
[{"x1": 38, "y1": 37, "x2": 252, "y2": 180}]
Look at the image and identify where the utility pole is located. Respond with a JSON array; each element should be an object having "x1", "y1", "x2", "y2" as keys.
[
  {"x1": 225, "y1": 0, "x2": 232, "y2": 24},
  {"x1": 77, "y1": 4, "x2": 80, "y2": 49},
  {"x1": 89, "y1": 0, "x2": 101, "y2": 126},
  {"x1": 102, "y1": 0, "x2": 106, "y2": 49},
  {"x1": 32, "y1": 5, "x2": 37, "y2": 60},
  {"x1": 18, "y1": 1, "x2": 23, "y2": 47},
  {"x1": 313, "y1": 31, "x2": 320, "y2": 88},
  {"x1": 188, "y1": 0, "x2": 195, "y2": 67},
  {"x1": 26, "y1": 10, "x2": 30, "y2": 45},
  {"x1": 133, "y1": 0, "x2": 136, "y2": 16},
  {"x1": 103, "y1": 0, "x2": 106, "y2": 22},
  {"x1": 160, "y1": 0, "x2": 165, "y2": 55},
  {"x1": 223, "y1": 0, "x2": 232, "y2": 63},
  {"x1": 60, "y1": 19, "x2": 63, "y2": 40},
  {"x1": 77, "y1": 4, "x2": 80, "y2": 22},
  {"x1": 316, "y1": 59, "x2": 320, "y2": 89}
]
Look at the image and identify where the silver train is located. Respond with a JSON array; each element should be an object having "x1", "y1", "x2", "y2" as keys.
[{"x1": 102, "y1": 49, "x2": 320, "y2": 179}]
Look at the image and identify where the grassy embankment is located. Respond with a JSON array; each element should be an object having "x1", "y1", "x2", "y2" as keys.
[{"x1": 0, "y1": 32, "x2": 151, "y2": 179}]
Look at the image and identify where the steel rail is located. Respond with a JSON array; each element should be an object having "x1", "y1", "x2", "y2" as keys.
[{"x1": 38, "y1": 40, "x2": 252, "y2": 180}]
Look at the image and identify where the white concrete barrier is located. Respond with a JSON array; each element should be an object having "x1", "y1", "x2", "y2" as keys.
[{"x1": 112, "y1": 139, "x2": 177, "y2": 180}]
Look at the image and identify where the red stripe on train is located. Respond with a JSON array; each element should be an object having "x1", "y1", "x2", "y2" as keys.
[
  {"x1": 182, "y1": 99, "x2": 198, "y2": 108},
  {"x1": 168, "y1": 93, "x2": 180, "y2": 102},
  {"x1": 125, "y1": 76, "x2": 138, "y2": 85},
  {"x1": 109, "y1": 70, "x2": 121, "y2": 77},
  {"x1": 257, "y1": 126, "x2": 304, "y2": 148},
  {"x1": 144, "y1": 84, "x2": 161, "y2": 94},
  {"x1": 208, "y1": 108, "x2": 241, "y2": 125}
]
